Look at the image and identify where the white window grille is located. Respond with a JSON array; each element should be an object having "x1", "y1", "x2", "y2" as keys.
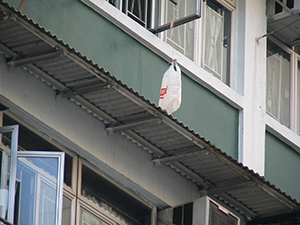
[
  {"x1": 164, "y1": 0, "x2": 195, "y2": 60},
  {"x1": 100, "y1": 0, "x2": 233, "y2": 84},
  {"x1": 204, "y1": 4, "x2": 224, "y2": 79},
  {"x1": 105, "y1": 0, "x2": 152, "y2": 28},
  {"x1": 266, "y1": 0, "x2": 299, "y2": 18},
  {"x1": 203, "y1": 0, "x2": 231, "y2": 84}
]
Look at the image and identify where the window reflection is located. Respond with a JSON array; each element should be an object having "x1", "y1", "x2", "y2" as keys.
[
  {"x1": 80, "y1": 207, "x2": 109, "y2": 225},
  {"x1": 298, "y1": 60, "x2": 300, "y2": 134},
  {"x1": 2, "y1": 114, "x2": 73, "y2": 187},
  {"x1": 62, "y1": 196, "x2": 72, "y2": 225},
  {"x1": 15, "y1": 157, "x2": 58, "y2": 225}
]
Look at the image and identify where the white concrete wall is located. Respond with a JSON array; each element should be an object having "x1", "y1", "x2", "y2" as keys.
[
  {"x1": 0, "y1": 55, "x2": 199, "y2": 207},
  {"x1": 237, "y1": 0, "x2": 267, "y2": 175}
]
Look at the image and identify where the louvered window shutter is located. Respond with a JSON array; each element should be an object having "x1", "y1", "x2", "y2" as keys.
[{"x1": 209, "y1": 202, "x2": 237, "y2": 225}]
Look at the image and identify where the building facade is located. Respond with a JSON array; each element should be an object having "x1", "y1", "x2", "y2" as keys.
[{"x1": 0, "y1": 0, "x2": 300, "y2": 224}]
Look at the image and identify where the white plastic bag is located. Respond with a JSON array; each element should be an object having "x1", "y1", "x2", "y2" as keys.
[{"x1": 158, "y1": 61, "x2": 182, "y2": 114}]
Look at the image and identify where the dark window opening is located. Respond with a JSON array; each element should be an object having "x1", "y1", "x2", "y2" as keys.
[
  {"x1": 81, "y1": 164, "x2": 152, "y2": 225},
  {"x1": 275, "y1": 1, "x2": 283, "y2": 14},
  {"x1": 287, "y1": 0, "x2": 294, "y2": 9},
  {"x1": 172, "y1": 202, "x2": 193, "y2": 225}
]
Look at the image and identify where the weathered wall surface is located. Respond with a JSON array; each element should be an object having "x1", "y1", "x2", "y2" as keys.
[
  {"x1": 265, "y1": 132, "x2": 300, "y2": 201},
  {"x1": 4, "y1": 0, "x2": 239, "y2": 157},
  {"x1": 0, "y1": 55, "x2": 200, "y2": 207}
]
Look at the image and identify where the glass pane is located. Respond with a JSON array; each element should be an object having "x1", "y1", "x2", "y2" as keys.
[
  {"x1": 204, "y1": 0, "x2": 231, "y2": 84},
  {"x1": 267, "y1": 41, "x2": 290, "y2": 127},
  {"x1": 3, "y1": 114, "x2": 73, "y2": 187},
  {"x1": 165, "y1": 0, "x2": 198, "y2": 23},
  {"x1": 298, "y1": 60, "x2": 300, "y2": 134},
  {"x1": 124, "y1": 0, "x2": 150, "y2": 27},
  {"x1": 165, "y1": 0, "x2": 195, "y2": 60},
  {"x1": 81, "y1": 165, "x2": 151, "y2": 225},
  {"x1": 0, "y1": 149, "x2": 10, "y2": 221},
  {"x1": 80, "y1": 207, "x2": 109, "y2": 225},
  {"x1": 62, "y1": 196, "x2": 72, "y2": 225},
  {"x1": 64, "y1": 154, "x2": 73, "y2": 187},
  {"x1": 15, "y1": 157, "x2": 58, "y2": 225},
  {"x1": 0, "y1": 151, "x2": 7, "y2": 220}
]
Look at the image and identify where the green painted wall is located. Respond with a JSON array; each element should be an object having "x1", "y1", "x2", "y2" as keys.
[
  {"x1": 265, "y1": 132, "x2": 300, "y2": 201},
  {"x1": 6, "y1": 0, "x2": 238, "y2": 157}
]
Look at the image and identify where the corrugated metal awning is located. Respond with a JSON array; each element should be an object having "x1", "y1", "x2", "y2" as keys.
[
  {"x1": 267, "y1": 13, "x2": 300, "y2": 46},
  {"x1": 0, "y1": 1, "x2": 300, "y2": 223}
]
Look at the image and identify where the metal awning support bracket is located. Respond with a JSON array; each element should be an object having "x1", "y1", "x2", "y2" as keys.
[
  {"x1": 257, "y1": 14, "x2": 300, "y2": 43},
  {"x1": 60, "y1": 82, "x2": 109, "y2": 98},
  {"x1": 152, "y1": 149, "x2": 208, "y2": 166},
  {"x1": 106, "y1": 118, "x2": 162, "y2": 134},
  {"x1": 6, "y1": 51, "x2": 62, "y2": 68}
]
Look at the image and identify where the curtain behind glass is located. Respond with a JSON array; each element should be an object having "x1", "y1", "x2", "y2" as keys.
[{"x1": 267, "y1": 41, "x2": 290, "y2": 127}]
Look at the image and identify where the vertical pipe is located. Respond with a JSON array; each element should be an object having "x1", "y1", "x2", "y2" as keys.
[
  {"x1": 150, "y1": 0, "x2": 156, "y2": 29},
  {"x1": 17, "y1": 0, "x2": 26, "y2": 11},
  {"x1": 151, "y1": 206, "x2": 157, "y2": 225}
]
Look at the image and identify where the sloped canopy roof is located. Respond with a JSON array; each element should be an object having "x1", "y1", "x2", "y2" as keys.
[
  {"x1": 267, "y1": 13, "x2": 300, "y2": 46},
  {"x1": 0, "y1": 1, "x2": 300, "y2": 224}
]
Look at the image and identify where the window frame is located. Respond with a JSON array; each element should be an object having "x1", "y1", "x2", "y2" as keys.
[
  {"x1": 0, "y1": 112, "x2": 155, "y2": 225},
  {"x1": 266, "y1": 39, "x2": 292, "y2": 127},
  {"x1": 77, "y1": 158, "x2": 154, "y2": 225},
  {"x1": 201, "y1": 0, "x2": 234, "y2": 85},
  {"x1": 0, "y1": 137, "x2": 65, "y2": 225},
  {"x1": 158, "y1": 0, "x2": 235, "y2": 85},
  {"x1": 16, "y1": 151, "x2": 65, "y2": 225},
  {"x1": 0, "y1": 125, "x2": 18, "y2": 223},
  {"x1": 266, "y1": 36, "x2": 300, "y2": 133},
  {"x1": 295, "y1": 53, "x2": 300, "y2": 134},
  {"x1": 76, "y1": 199, "x2": 127, "y2": 225},
  {"x1": 152, "y1": 0, "x2": 201, "y2": 34}
]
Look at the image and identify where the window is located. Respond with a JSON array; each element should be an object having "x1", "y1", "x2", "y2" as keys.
[
  {"x1": 0, "y1": 113, "x2": 153, "y2": 225},
  {"x1": 173, "y1": 203, "x2": 193, "y2": 225},
  {"x1": 13, "y1": 152, "x2": 65, "y2": 225},
  {"x1": 163, "y1": 0, "x2": 197, "y2": 60},
  {"x1": 105, "y1": 0, "x2": 154, "y2": 28},
  {"x1": 267, "y1": 40, "x2": 291, "y2": 127},
  {"x1": 203, "y1": 0, "x2": 231, "y2": 83},
  {"x1": 158, "y1": 198, "x2": 239, "y2": 225},
  {"x1": 2, "y1": 113, "x2": 73, "y2": 187},
  {"x1": 0, "y1": 126, "x2": 65, "y2": 225},
  {"x1": 209, "y1": 202, "x2": 238, "y2": 225},
  {"x1": 267, "y1": 38, "x2": 300, "y2": 133},
  {"x1": 80, "y1": 163, "x2": 152, "y2": 225},
  {"x1": 266, "y1": 0, "x2": 296, "y2": 17},
  {"x1": 99, "y1": 0, "x2": 234, "y2": 85},
  {"x1": 162, "y1": 0, "x2": 232, "y2": 83}
]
